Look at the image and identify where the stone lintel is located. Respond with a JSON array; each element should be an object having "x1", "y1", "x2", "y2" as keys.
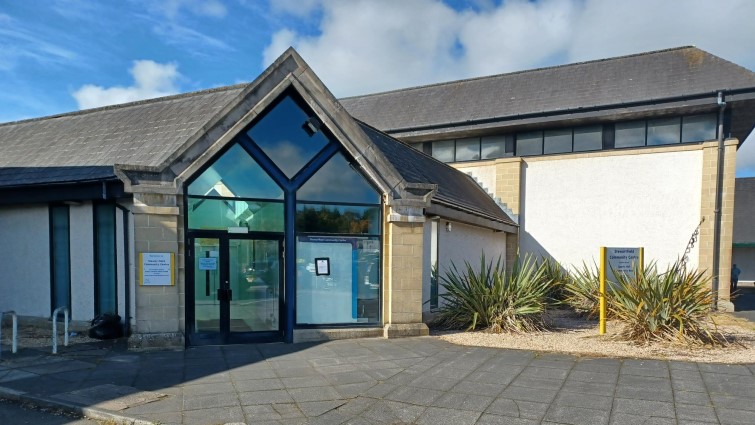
[{"x1": 387, "y1": 205, "x2": 425, "y2": 223}]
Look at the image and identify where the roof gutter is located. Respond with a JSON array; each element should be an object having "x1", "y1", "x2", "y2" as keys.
[{"x1": 711, "y1": 91, "x2": 727, "y2": 310}]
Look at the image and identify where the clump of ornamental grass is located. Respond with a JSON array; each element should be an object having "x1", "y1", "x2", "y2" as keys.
[
  {"x1": 539, "y1": 256, "x2": 570, "y2": 305},
  {"x1": 561, "y1": 261, "x2": 606, "y2": 319},
  {"x1": 432, "y1": 254, "x2": 551, "y2": 333},
  {"x1": 609, "y1": 260, "x2": 728, "y2": 346}
]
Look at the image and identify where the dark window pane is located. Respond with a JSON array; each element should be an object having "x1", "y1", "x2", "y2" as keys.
[
  {"x1": 297, "y1": 152, "x2": 380, "y2": 204},
  {"x1": 247, "y1": 95, "x2": 331, "y2": 177},
  {"x1": 615, "y1": 121, "x2": 646, "y2": 148},
  {"x1": 455, "y1": 138, "x2": 480, "y2": 161},
  {"x1": 188, "y1": 144, "x2": 283, "y2": 200},
  {"x1": 51, "y1": 206, "x2": 70, "y2": 313},
  {"x1": 647, "y1": 117, "x2": 680, "y2": 145},
  {"x1": 296, "y1": 204, "x2": 380, "y2": 234},
  {"x1": 573, "y1": 125, "x2": 603, "y2": 151},
  {"x1": 188, "y1": 198, "x2": 284, "y2": 231},
  {"x1": 95, "y1": 204, "x2": 117, "y2": 315},
  {"x1": 516, "y1": 131, "x2": 543, "y2": 156},
  {"x1": 481, "y1": 135, "x2": 512, "y2": 159},
  {"x1": 296, "y1": 235, "x2": 380, "y2": 324},
  {"x1": 544, "y1": 129, "x2": 572, "y2": 154},
  {"x1": 432, "y1": 140, "x2": 454, "y2": 162},
  {"x1": 682, "y1": 114, "x2": 717, "y2": 143}
]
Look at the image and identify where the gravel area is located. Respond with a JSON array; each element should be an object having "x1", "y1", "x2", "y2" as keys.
[{"x1": 435, "y1": 309, "x2": 755, "y2": 363}]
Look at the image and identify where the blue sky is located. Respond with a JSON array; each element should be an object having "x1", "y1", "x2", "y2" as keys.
[{"x1": 2, "y1": 0, "x2": 755, "y2": 176}]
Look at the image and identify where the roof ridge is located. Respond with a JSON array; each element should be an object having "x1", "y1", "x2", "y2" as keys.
[
  {"x1": 0, "y1": 82, "x2": 249, "y2": 128},
  {"x1": 340, "y1": 46, "x2": 699, "y2": 101}
]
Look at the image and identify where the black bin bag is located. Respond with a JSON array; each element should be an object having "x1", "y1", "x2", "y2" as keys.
[{"x1": 88, "y1": 314, "x2": 123, "y2": 340}]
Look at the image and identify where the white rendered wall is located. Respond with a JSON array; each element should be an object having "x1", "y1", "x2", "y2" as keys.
[
  {"x1": 455, "y1": 163, "x2": 498, "y2": 196},
  {"x1": 521, "y1": 150, "x2": 703, "y2": 270},
  {"x1": 423, "y1": 220, "x2": 507, "y2": 311},
  {"x1": 0, "y1": 205, "x2": 51, "y2": 316},
  {"x1": 70, "y1": 203, "x2": 95, "y2": 321}
]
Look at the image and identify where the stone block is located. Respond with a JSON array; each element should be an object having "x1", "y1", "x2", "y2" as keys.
[{"x1": 383, "y1": 323, "x2": 429, "y2": 338}]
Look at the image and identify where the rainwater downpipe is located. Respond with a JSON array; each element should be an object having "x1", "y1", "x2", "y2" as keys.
[
  {"x1": 711, "y1": 91, "x2": 726, "y2": 310},
  {"x1": 115, "y1": 203, "x2": 132, "y2": 337}
]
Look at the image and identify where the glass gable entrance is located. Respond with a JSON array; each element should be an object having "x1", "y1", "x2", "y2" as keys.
[{"x1": 185, "y1": 91, "x2": 382, "y2": 345}]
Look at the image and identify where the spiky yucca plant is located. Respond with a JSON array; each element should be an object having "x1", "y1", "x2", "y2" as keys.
[
  {"x1": 609, "y1": 260, "x2": 727, "y2": 346},
  {"x1": 561, "y1": 262, "x2": 604, "y2": 319},
  {"x1": 539, "y1": 256, "x2": 570, "y2": 304},
  {"x1": 433, "y1": 254, "x2": 552, "y2": 333}
]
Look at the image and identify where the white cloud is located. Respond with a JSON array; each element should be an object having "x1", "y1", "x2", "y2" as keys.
[
  {"x1": 263, "y1": 0, "x2": 755, "y2": 175},
  {"x1": 72, "y1": 60, "x2": 181, "y2": 109},
  {"x1": 149, "y1": 0, "x2": 227, "y2": 19}
]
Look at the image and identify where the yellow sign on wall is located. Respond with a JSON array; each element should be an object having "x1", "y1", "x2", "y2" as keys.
[{"x1": 139, "y1": 252, "x2": 175, "y2": 286}]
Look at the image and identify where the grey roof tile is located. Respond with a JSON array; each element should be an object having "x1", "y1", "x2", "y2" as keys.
[{"x1": 340, "y1": 47, "x2": 755, "y2": 133}]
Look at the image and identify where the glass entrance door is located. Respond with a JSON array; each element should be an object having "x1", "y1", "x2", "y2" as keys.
[{"x1": 189, "y1": 235, "x2": 283, "y2": 345}]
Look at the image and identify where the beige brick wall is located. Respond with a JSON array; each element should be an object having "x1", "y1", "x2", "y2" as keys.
[
  {"x1": 132, "y1": 198, "x2": 184, "y2": 335},
  {"x1": 494, "y1": 157, "x2": 523, "y2": 215},
  {"x1": 698, "y1": 140, "x2": 738, "y2": 301},
  {"x1": 383, "y1": 216, "x2": 425, "y2": 324}
]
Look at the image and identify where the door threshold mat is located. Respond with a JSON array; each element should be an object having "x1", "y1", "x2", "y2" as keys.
[{"x1": 52, "y1": 384, "x2": 168, "y2": 411}]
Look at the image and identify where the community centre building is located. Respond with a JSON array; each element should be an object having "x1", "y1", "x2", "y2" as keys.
[{"x1": 1, "y1": 46, "x2": 754, "y2": 348}]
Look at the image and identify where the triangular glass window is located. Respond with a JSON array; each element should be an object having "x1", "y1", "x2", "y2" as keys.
[
  {"x1": 188, "y1": 144, "x2": 283, "y2": 200},
  {"x1": 297, "y1": 152, "x2": 380, "y2": 204},
  {"x1": 247, "y1": 94, "x2": 331, "y2": 178}
]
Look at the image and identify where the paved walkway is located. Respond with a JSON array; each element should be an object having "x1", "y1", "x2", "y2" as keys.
[{"x1": 0, "y1": 337, "x2": 754, "y2": 425}]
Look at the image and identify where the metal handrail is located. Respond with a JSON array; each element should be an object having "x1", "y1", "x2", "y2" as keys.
[
  {"x1": 0, "y1": 310, "x2": 18, "y2": 359},
  {"x1": 52, "y1": 306, "x2": 69, "y2": 354}
]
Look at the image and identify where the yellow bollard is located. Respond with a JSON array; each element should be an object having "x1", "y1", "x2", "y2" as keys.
[{"x1": 599, "y1": 247, "x2": 606, "y2": 335}]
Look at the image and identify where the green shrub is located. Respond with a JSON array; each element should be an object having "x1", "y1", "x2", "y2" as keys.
[
  {"x1": 562, "y1": 262, "x2": 603, "y2": 319},
  {"x1": 433, "y1": 254, "x2": 551, "y2": 333},
  {"x1": 609, "y1": 260, "x2": 727, "y2": 346},
  {"x1": 539, "y1": 256, "x2": 570, "y2": 304}
]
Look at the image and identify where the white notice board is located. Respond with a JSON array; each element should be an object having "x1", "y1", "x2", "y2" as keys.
[{"x1": 140, "y1": 252, "x2": 175, "y2": 286}]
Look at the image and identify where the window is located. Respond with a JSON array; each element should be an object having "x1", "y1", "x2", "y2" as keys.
[
  {"x1": 247, "y1": 94, "x2": 331, "y2": 177},
  {"x1": 50, "y1": 205, "x2": 71, "y2": 315},
  {"x1": 432, "y1": 140, "x2": 455, "y2": 162},
  {"x1": 573, "y1": 125, "x2": 603, "y2": 152},
  {"x1": 94, "y1": 203, "x2": 117, "y2": 315},
  {"x1": 454, "y1": 138, "x2": 480, "y2": 161},
  {"x1": 516, "y1": 131, "x2": 543, "y2": 156},
  {"x1": 614, "y1": 121, "x2": 646, "y2": 148},
  {"x1": 481, "y1": 135, "x2": 513, "y2": 159},
  {"x1": 543, "y1": 129, "x2": 572, "y2": 154},
  {"x1": 682, "y1": 114, "x2": 717, "y2": 143},
  {"x1": 295, "y1": 152, "x2": 381, "y2": 325},
  {"x1": 647, "y1": 117, "x2": 680, "y2": 145}
]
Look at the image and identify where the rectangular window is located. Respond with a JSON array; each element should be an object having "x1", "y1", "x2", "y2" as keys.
[
  {"x1": 481, "y1": 135, "x2": 509, "y2": 159},
  {"x1": 94, "y1": 203, "x2": 117, "y2": 315},
  {"x1": 682, "y1": 114, "x2": 717, "y2": 143},
  {"x1": 614, "y1": 121, "x2": 646, "y2": 148},
  {"x1": 432, "y1": 140, "x2": 455, "y2": 162},
  {"x1": 573, "y1": 125, "x2": 603, "y2": 152},
  {"x1": 296, "y1": 235, "x2": 380, "y2": 325},
  {"x1": 50, "y1": 205, "x2": 71, "y2": 315},
  {"x1": 454, "y1": 138, "x2": 480, "y2": 161},
  {"x1": 647, "y1": 117, "x2": 681, "y2": 145},
  {"x1": 543, "y1": 129, "x2": 572, "y2": 154},
  {"x1": 516, "y1": 131, "x2": 543, "y2": 156}
]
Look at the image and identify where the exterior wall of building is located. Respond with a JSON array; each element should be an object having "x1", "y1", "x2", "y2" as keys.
[
  {"x1": 520, "y1": 147, "x2": 704, "y2": 271},
  {"x1": 130, "y1": 193, "x2": 183, "y2": 348},
  {"x1": 0, "y1": 204, "x2": 51, "y2": 317},
  {"x1": 69, "y1": 203, "x2": 95, "y2": 321},
  {"x1": 421, "y1": 220, "x2": 507, "y2": 312},
  {"x1": 698, "y1": 140, "x2": 738, "y2": 302},
  {"x1": 383, "y1": 206, "x2": 428, "y2": 337}
]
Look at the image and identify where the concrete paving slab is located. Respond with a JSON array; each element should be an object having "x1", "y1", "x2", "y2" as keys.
[{"x1": 52, "y1": 384, "x2": 168, "y2": 411}]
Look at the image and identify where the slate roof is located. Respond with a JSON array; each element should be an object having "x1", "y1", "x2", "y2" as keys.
[
  {"x1": 358, "y1": 121, "x2": 515, "y2": 226},
  {"x1": 340, "y1": 46, "x2": 755, "y2": 134},
  {"x1": 0, "y1": 84, "x2": 245, "y2": 187}
]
